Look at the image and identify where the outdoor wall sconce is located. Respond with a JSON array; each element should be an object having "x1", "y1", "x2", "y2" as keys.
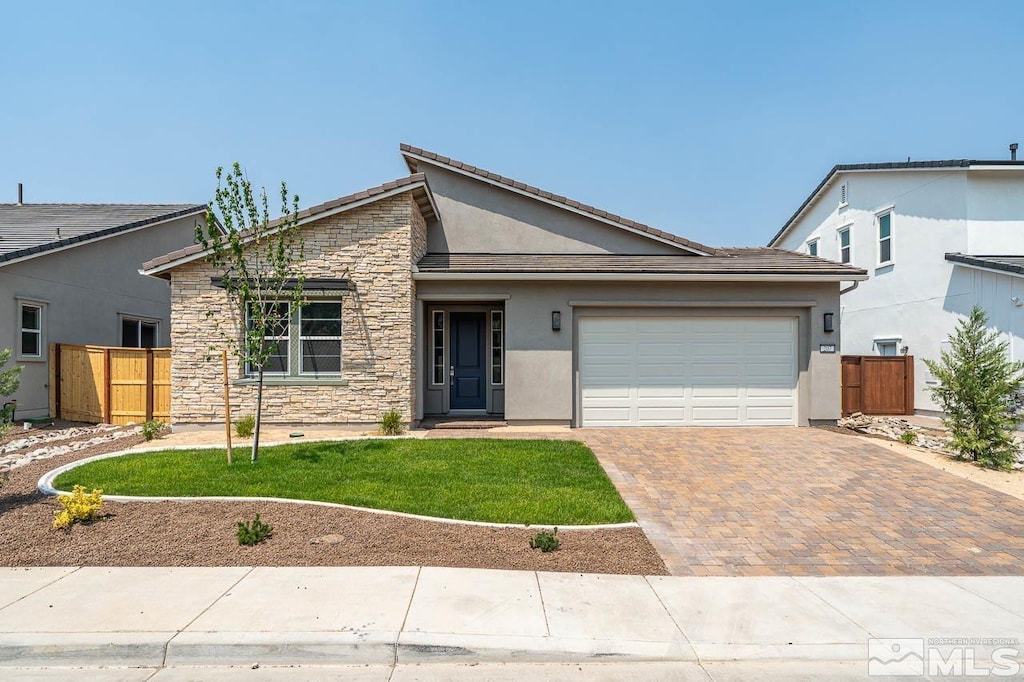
[
  {"x1": 823, "y1": 312, "x2": 834, "y2": 334},
  {"x1": 551, "y1": 310, "x2": 562, "y2": 332}
]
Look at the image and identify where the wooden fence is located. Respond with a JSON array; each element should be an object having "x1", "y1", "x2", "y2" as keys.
[
  {"x1": 49, "y1": 344, "x2": 171, "y2": 426},
  {"x1": 841, "y1": 355, "x2": 914, "y2": 416}
]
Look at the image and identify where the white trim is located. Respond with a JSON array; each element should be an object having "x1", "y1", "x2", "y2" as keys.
[
  {"x1": 431, "y1": 310, "x2": 445, "y2": 386},
  {"x1": 16, "y1": 299, "x2": 45, "y2": 360},
  {"x1": 415, "y1": 271, "x2": 868, "y2": 282},
  {"x1": 403, "y1": 151, "x2": 713, "y2": 256},
  {"x1": 490, "y1": 309, "x2": 503, "y2": 386},
  {"x1": 876, "y1": 210, "x2": 894, "y2": 268},
  {"x1": 417, "y1": 293, "x2": 512, "y2": 301},
  {"x1": 837, "y1": 225, "x2": 852, "y2": 265},
  {"x1": 806, "y1": 238, "x2": 819, "y2": 257},
  {"x1": 948, "y1": 260, "x2": 1024, "y2": 279},
  {"x1": 141, "y1": 183, "x2": 435, "y2": 277},
  {"x1": 1, "y1": 208, "x2": 206, "y2": 269},
  {"x1": 873, "y1": 203, "x2": 896, "y2": 216}
]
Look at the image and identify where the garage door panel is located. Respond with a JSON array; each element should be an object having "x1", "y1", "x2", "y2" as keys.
[{"x1": 579, "y1": 316, "x2": 797, "y2": 427}]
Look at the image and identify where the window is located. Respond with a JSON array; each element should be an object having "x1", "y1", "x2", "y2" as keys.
[
  {"x1": 491, "y1": 310, "x2": 503, "y2": 385},
  {"x1": 121, "y1": 317, "x2": 158, "y2": 348},
  {"x1": 245, "y1": 302, "x2": 291, "y2": 375},
  {"x1": 807, "y1": 239, "x2": 819, "y2": 257},
  {"x1": 876, "y1": 341, "x2": 898, "y2": 356},
  {"x1": 878, "y1": 212, "x2": 893, "y2": 265},
  {"x1": 838, "y1": 227, "x2": 851, "y2": 264},
  {"x1": 19, "y1": 302, "x2": 42, "y2": 358},
  {"x1": 432, "y1": 311, "x2": 445, "y2": 385},
  {"x1": 299, "y1": 302, "x2": 342, "y2": 375}
]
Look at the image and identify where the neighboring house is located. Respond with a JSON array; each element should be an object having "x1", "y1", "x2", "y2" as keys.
[
  {"x1": 142, "y1": 144, "x2": 865, "y2": 429},
  {"x1": 0, "y1": 195, "x2": 206, "y2": 419},
  {"x1": 768, "y1": 153, "x2": 1024, "y2": 413}
]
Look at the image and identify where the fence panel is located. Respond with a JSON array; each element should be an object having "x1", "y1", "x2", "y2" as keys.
[
  {"x1": 841, "y1": 355, "x2": 914, "y2": 416},
  {"x1": 50, "y1": 344, "x2": 171, "y2": 426}
]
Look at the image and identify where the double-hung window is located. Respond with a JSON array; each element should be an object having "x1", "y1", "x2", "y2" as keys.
[
  {"x1": 244, "y1": 301, "x2": 342, "y2": 378},
  {"x1": 299, "y1": 302, "x2": 342, "y2": 375},
  {"x1": 19, "y1": 302, "x2": 43, "y2": 358},
  {"x1": 838, "y1": 227, "x2": 851, "y2": 264},
  {"x1": 877, "y1": 212, "x2": 893, "y2": 266}
]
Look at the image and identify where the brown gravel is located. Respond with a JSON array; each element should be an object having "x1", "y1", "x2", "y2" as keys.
[{"x1": 0, "y1": 436, "x2": 667, "y2": 575}]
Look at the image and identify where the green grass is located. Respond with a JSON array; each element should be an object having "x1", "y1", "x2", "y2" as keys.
[{"x1": 53, "y1": 439, "x2": 633, "y2": 525}]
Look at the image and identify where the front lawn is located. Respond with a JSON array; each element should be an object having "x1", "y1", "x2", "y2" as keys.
[{"x1": 52, "y1": 438, "x2": 633, "y2": 525}]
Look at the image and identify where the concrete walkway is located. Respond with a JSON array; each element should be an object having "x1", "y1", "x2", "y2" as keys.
[{"x1": 2, "y1": 567, "x2": 1023, "y2": 678}]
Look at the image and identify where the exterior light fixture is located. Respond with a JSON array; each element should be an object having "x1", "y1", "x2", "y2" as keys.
[
  {"x1": 551, "y1": 310, "x2": 562, "y2": 332},
  {"x1": 823, "y1": 312, "x2": 834, "y2": 334}
]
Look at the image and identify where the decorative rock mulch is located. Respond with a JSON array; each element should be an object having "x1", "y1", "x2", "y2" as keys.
[
  {"x1": 837, "y1": 413, "x2": 1024, "y2": 470},
  {"x1": 0, "y1": 423, "x2": 142, "y2": 474}
]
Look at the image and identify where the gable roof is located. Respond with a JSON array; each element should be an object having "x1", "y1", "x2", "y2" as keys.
[
  {"x1": 400, "y1": 143, "x2": 718, "y2": 256},
  {"x1": 0, "y1": 203, "x2": 205, "y2": 266},
  {"x1": 416, "y1": 249, "x2": 868, "y2": 281},
  {"x1": 141, "y1": 174, "x2": 436, "y2": 276},
  {"x1": 768, "y1": 158, "x2": 1024, "y2": 247},
  {"x1": 945, "y1": 253, "x2": 1024, "y2": 278}
]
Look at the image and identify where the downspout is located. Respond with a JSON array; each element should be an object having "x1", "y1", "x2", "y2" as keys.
[{"x1": 839, "y1": 280, "x2": 860, "y2": 296}]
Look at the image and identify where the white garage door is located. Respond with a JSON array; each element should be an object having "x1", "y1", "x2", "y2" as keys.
[{"x1": 579, "y1": 317, "x2": 798, "y2": 427}]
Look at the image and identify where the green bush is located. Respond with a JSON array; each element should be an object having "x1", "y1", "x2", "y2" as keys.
[
  {"x1": 234, "y1": 415, "x2": 255, "y2": 438},
  {"x1": 378, "y1": 409, "x2": 404, "y2": 436},
  {"x1": 141, "y1": 420, "x2": 165, "y2": 441},
  {"x1": 237, "y1": 513, "x2": 273, "y2": 546},
  {"x1": 925, "y1": 306, "x2": 1024, "y2": 470},
  {"x1": 530, "y1": 528, "x2": 560, "y2": 553},
  {"x1": 900, "y1": 430, "x2": 918, "y2": 445}
]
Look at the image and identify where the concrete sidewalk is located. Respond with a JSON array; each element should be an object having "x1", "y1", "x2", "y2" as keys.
[{"x1": 1, "y1": 567, "x2": 1023, "y2": 675}]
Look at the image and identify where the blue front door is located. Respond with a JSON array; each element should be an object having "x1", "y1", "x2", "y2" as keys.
[{"x1": 450, "y1": 312, "x2": 486, "y2": 410}]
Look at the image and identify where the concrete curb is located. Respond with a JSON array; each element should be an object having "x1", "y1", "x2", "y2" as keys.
[{"x1": 37, "y1": 443, "x2": 640, "y2": 531}]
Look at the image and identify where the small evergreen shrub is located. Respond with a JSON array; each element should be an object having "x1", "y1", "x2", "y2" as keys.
[
  {"x1": 234, "y1": 415, "x2": 256, "y2": 438},
  {"x1": 53, "y1": 486, "x2": 104, "y2": 530},
  {"x1": 900, "y1": 430, "x2": 918, "y2": 445},
  {"x1": 530, "y1": 528, "x2": 560, "y2": 553},
  {"x1": 379, "y1": 409, "x2": 404, "y2": 436},
  {"x1": 925, "y1": 306, "x2": 1024, "y2": 470},
  {"x1": 141, "y1": 419, "x2": 165, "y2": 441},
  {"x1": 237, "y1": 513, "x2": 273, "y2": 546}
]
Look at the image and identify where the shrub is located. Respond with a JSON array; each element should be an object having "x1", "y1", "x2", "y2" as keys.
[
  {"x1": 141, "y1": 419, "x2": 165, "y2": 441},
  {"x1": 529, "y1": 528, "x2": 560, "y2": 553},
  {"x1": 234, "y1": 415, "x2": 256, "y2": 438},
  {"x1": 237, "y1": 513, "x2": 273, "y2": 546},
  {"x1": 925, "y1": 306, "x2": 1024, "y2": 470},
  {"x1": 379, "y1": 409, "x2": 404, "y2": 436},
  {"x1": 900, "y1": 430, "x2": 918, "y2": 445},
  {"x1": 53, "y1": 486, "x2": 104, "y2": 530}
]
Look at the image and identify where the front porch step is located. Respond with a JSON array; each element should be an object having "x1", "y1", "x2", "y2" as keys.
[{"x1": 421, "y1": 419, "x2": 508, "y2": 430}]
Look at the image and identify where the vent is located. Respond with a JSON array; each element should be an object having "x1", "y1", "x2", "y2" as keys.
[{"x1": 840, "y1": 183, "x2": 848, "y2": 205}]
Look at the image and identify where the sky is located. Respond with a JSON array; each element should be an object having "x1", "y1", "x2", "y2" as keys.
[{"x1": 2, "y1": 1, "x2": 1023, "y2": 247}]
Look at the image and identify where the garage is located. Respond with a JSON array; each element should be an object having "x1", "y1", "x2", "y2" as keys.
[{"x1": 579, "y1": 316, "x2": 798, "y2": 427}]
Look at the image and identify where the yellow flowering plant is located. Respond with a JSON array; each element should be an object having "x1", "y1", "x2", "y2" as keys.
[{"x1": 53, "y1": 485, "x2": 104, "y2": 530}]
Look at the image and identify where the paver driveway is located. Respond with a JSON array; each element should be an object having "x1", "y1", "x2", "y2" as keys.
[{"x1": 583, "y1": 427, "x2": 1024, "y2": 576}]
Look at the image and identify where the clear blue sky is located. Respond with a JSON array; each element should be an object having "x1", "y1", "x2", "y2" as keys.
[{"x1": 3, "y1": 1, "x2": 1022, "y2": 247}]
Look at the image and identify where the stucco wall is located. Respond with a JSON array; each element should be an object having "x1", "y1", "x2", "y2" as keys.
[
  {"x1": 415, "y1": 279, "x2": 841, "y2": 425},
  {"x1": 420, "y1": 165, "x2": 687, "y2": 255},
  {"x1": 776, "y1": 168, "x2": 1024, "y2": 412},
  {"x1": 168, "y1": 195, "x2": 418, "y2": 425},
  {"x1": 0, "y1": 213, "x2": 199, "y2": 419}
]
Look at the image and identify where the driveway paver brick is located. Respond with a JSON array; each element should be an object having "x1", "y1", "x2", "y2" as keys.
[{"x1": 582, "y1": 427, "x2": 1024, "y2": 576}]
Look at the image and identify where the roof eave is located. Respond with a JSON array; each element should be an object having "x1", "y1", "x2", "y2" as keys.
[{"x1": 412, "y1": 271, "x2": 869, "y2": 282}]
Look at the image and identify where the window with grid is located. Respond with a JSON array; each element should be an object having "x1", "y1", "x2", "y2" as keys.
[
  {"x1": 432, "y1": 311, "x2": 445, "y2": 385},
  {"x1": 245, "y1": 301, "x2": 290, "y2": 375},
  {"x1": 491, "y1": 310, "x2": 503, "y2": 385},
  {"x1": 299, "y1": 302, "x2": 342, "y2": 375}
]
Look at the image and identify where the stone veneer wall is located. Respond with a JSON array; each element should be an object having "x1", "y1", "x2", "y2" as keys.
[{"x1": 169, "y1": 194, "x2": 418, "y2": 425}]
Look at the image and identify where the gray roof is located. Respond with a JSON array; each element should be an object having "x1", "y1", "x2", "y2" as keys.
[
  {"x1": 417, "y1": 249, "x2": 866, "y2": 278},
  {"x1": 0, "y1": 203, "x2": 206, "y2": 265},
  {"x1": 142, "y1": 175, "x2": 433, "y2": 274},
  {"x1": 945, "y1": 253, "x2": 1024, "y2": 277},
  {"x1": 769, "y1": 159, "x2": 1024, "y2": 247},
  {"x1": 400, "y1": 143, "x2": 718, "y2": 256}
]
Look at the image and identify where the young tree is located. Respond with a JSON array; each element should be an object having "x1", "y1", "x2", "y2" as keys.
[
  {"x1": 924, "y1": 306, "x2": 1024, "y2": 470},
  {"x1": 196, "y1": 163, "x2": 305, "y2": 463},
  {"x1": 0, "y1": 348, "x2": 22, "y2": 425}
]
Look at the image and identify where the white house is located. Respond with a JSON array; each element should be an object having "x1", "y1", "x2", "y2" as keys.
[{"x1": 769, "y1": 151, "x2": 1024, "y2": 414}]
